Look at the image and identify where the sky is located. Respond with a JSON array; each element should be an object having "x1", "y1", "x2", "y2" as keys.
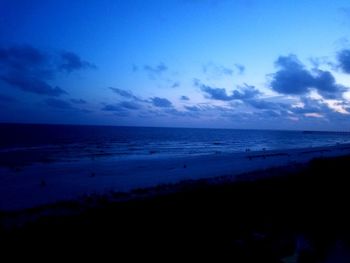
[{"x1": 1, "y1": 0, "x2": 350, "y2": 131}]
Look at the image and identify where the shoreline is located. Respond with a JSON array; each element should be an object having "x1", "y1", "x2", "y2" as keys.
[{"x1": 1, "y1": 143, "x2": 350, "y2": 211}]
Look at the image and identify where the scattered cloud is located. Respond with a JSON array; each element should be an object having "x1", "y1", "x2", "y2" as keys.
[
  {"x1": 202, "y1": 63, "x2": 233, "y2": 79},
  {"x1": 180, "y1": 95, "x2": 190, "y2": 101},
  {"x1": 101, "y1": 104, "x2": 124, "y2": 112},
  {"x1": 0, "y1": 93, "x2": 16, "y2": 103},
  {"x1": 270, "y1": 54, "x2": 347, "y2": 99},
  {"x1": 107, "y1": 87, "x2": 175, "y2": 112},
  {"x1": 202, "y1": 62, "x2": 245, "y2": 78},
  {"x1": 101, "y1": 101, "x2": 141, "y2": 112},
  {"x1": 304, "y1": 112, "x2": 323, "y2": 118},
  {"x1": 164, "y1": 108, "x2": 189, "y2": 117},
  {"x1": 185, "y1": 105, "x2": 201, "y2": 111},
  {"x1": 309, "y1": 56, "x2": 331, "y2": 69},
  {"x1": 0, "y1": 45, "x2": 47, "y2": 70},
  {"x1": 59, "y1": 51, "x2": 95, "y2": 73},
  {"x1": 337, "y1": 49, "x2": 350, "y2": 74},
  {"x1": 119, "y1": 101, "x2": 141, "y2": 110},
  {"x1": 0, "y1": 45, "x2": 94, "y2": 96},
  {"x1": 70, "y1": 98, "x2": 87, "y2": 104},
  {"x1": 109, "y1": 87, "x2": 135, "y2": 98},
  {"x1": 312, "y1": 69, "x2": 347, "y2": 99},
  {"x1": 245, "y1": 99, "x2": 284, "y2": 110},
  {"x1": 198, "y1": 83, "x2": 233, "y2": 101},
  {"x1": 45, "y1": 98, "x2": 91, "y2": 113},
  {"x1": 45, "y1": 98, "x2": 74, "y2": 110},
  {"x1": 232, "y1": 84, "x2": 262, "y2": 100},
  {"x1": 171, "y1": 81, "x2": 180, "y2": 88},
  {"x1": 132, "y1": 64, "x2": 138, "y2": 72},
  {"x1": 271, "y1": 55, "x2": 314, "y2": 95},
  {"x1": 108, "y1": 87, "x2": 139, "y2": 100},
  {"x1": 198, "y1": 80, "x2": 261, "y2": 101},
  {"x1": 1, "y1": 74, "x2": 67, "y2": 96},
  {"x1": 234, "y1": 64, "x2": 245, "y2": 75},
  {"x1": 288, "y1": 96, "x2": 349, "y2": 119},
  {"x1": 151, "y1": 97, "x2": 173, "y2": 107},
  {"x1": 143, "y1": 63, "x2": 168, "y2": 78}
]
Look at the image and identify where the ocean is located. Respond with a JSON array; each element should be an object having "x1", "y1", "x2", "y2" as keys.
[{"x1": 1, "y1": 123, "x2": 350, "y2": 163}]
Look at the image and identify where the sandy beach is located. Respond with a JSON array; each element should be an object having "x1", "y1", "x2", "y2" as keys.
[{"x1": 1, "y1": 143, "x2": 350, "y2": 211}]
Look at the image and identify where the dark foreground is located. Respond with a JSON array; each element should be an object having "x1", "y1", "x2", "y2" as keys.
[{"x1": 1, "y1": 156, "x2": 350, "y2": 262}]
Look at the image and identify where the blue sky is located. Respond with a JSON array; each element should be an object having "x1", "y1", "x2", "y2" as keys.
[{"x1": 1, "y1": 0, "x2": 350, "y2": 130}]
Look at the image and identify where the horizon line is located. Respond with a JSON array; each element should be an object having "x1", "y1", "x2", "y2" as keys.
[{"x1": 1, "y1": 121, "x2": 349, "y2": 133}]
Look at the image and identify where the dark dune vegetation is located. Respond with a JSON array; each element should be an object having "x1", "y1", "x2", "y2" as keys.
[{"x1": 1, "y1": 156, "x2": 350, "y2": 262}]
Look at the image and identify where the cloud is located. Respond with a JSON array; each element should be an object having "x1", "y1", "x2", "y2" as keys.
[
  {"x1": 44, "y1": 98, "x2": 90, "y2": 113},
  {"x1": 234, "y1": 64, "x2": 245, "y2": 74},
  {"x1": 101, "y1": 104, "x2": 124, "y2": 112},
  {"x1": 0, "y1": 45, "x2": 47, "y2": 70},
  {"x1": 232, "y1": 84, "x2": 262, "y2": 100},
  {"x1": 132, "y1": 64, "x2": 138, "y2": 72},
  {"x1": 45, "y1": 98, "x2": 74, "y2": 110},
  {"x1": 261, "y1": 110, "x2": 282, "y2": 118},
  {"x1": 309, "y1": 56, "x2": 331, "y2": 69},
  {"x1": 198, "y1": 81, "x2": 261, "y2": 101},
  {"x1": 171, "y1": 81, "x2": 180, "y2": 88},
  {"x1": 143, "y1": 63, "x2": 168, "y2": 78},
  {"x1": 109, "y1": 87, "x2": 133, "y2": 97},
  {"x1": 193, "y1": 77, "x2": 349, "y2": 125},
  {"x1": 59, "y1": 51, "x2": 95, "y2": 73},
  {"x1": 185, "y1": 105, "x2": 201, "y2": 111},
  {"x1": 285, "y1": 96, "x2": 350, "y2": 123},
  {"x1": 271, "y1": 55, "x2": 314, "y2": 95},
  {"x1": 0, "y1": 93, "x2": 16, "y2": 103},
  {"x1": 70, "y1": 98, "x2": 87, "y2": 104},
  {"x1": 0, "y1": 45, "x2": 94, "y2": 96},
  {"x1": 151, "y1": 97, "x2": 173, "y2": 107},
  {"x1": 202, "y1": 63, "x2": 233, "y2": 79},
  {"x1": 337, "y1": 49, "x2": 350, "y2": 74},
  {"x1": 1, "y1": 73, "x2": 67, "y2": 96},
  {"x1": 202, "y1": 62, "x2": 246, "y2": 78},
  {"x1": 291, "y1": 97, "x2": 332, "y2": 114},
  {"x1": 164, "y1": 108, "x2": 189, "y2": 117},
  {"x1": 119, "y1": 101, "x2": 141, "y2": 110},
  {"x1": 271, "y1": 54, "x2": 347, "y2": 99},
  {"x1": 193, "y1": 79, "x2": 346, "y2": 121},
  {"x1": 245, "y1": 99, "x2": 284, "y2": 110},
  {"x1": 101, "y1": 101, "x2": 141, "y2": 112},
  {"x1": 108, "y1": 87, "x2": 169, "y2": 110},
  {"x1": 109, "y1": 87, "x2": 145, "y2": 102},
  {"x1": 199, "y1": 84, "x2": 232, "y2": 101},
  {"x1": 180, "y1": 95, "x2": 190, "y2": 101},
  {"x1": 312, "y1": 69, "x2": 346, "y2": 99}
]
